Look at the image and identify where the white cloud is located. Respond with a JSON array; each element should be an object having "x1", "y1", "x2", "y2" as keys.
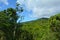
[
  {"x1": 17, "y1": 0, "x2": 60, "y2": 18},
  {"x1": 0, "y1": 0, "x2": 9, "y2": 5},
  {"x1": 16, "y1": 0, "x2": 24, "y2": 5}
]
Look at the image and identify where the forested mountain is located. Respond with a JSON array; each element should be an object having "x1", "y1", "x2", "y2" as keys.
[
  {"x1": 0, "y1": 7, "x2": 60, "y2": 40},
  {"x1": 21, "y1": 18, "x2": 49, "y2": 40},
  {"x1": 21, "y1": 14, "x2": 60, "y2": 40}
]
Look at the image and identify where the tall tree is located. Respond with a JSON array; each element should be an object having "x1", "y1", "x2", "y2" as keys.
[
  {"x1": 0, "y1": 3, "x2": 23, "y2": 40},
  {"x1": 0, "y1": 3, "x2": 33, "y2": 40}
]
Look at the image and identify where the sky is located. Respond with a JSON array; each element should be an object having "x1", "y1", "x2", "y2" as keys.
[
  {"x1": 0, "y1": 0, "x2": 16, "y2": 11},
  {"x1": 0, "y1": 0, "x2": 60, "y2": 22}
]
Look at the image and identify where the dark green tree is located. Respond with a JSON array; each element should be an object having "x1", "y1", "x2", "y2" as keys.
[
  {"x1": 0, "y1": 3, "x2": 33, "y2": 40},
  {"x1": 50, "y1": 14, "x2": 60, "y2": 40}
]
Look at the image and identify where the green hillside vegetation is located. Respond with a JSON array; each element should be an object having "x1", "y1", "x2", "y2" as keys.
[
  {"x1": 0, "y1": 6, "x2": 60, "y2": 40},
  {"x1": 49, "y1": 14, "x2": 60, "y2": 40},
  {"x1": 21, "y1": 14, "x2": 60, "y2": 40},
  {"x1": 21, "y1": 18, "x2": 50, "y2": 40}
]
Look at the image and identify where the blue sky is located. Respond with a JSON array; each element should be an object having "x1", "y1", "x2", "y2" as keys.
[
  {"x1": 0, "y1": 0, "x2": 60, "y2": 22},
  {"x1": 0, "y1": 0, "x2": 16, "y2": 10}
]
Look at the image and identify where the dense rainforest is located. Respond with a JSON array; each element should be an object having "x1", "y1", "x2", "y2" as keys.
[
  {"x1": 21, "y1": 14, "x2": 60, "y2": 40},
  {"x1": 0, "y1": 4, "x2": 60, "y2": 40}
]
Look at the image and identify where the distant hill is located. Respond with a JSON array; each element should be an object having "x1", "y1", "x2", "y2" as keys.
[
  {"x1": 21, "y1": 13, "x2": 60, "y2": 40},
  {"x1": 21, "y1": 18, "x2": 50, "y2": 40}
]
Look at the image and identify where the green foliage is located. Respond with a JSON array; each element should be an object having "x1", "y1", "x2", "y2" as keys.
[
  {"x1": 21, "y1": 14, "x2": 60, "y2": 40},
  {"x1": 50, "y1": 14, "x2": 60, "y2": 40},
  {"x1": 21, "y1": 18, "x2": 50, "y2": 40},
  {"x1": 0, "y1": 4, "x2": 60, "y2": 40},
  {"x1": 0, "y1": 3, "x2": 33, "y2": 40}
]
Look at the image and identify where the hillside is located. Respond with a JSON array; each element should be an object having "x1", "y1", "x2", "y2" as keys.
[
  {"x1": 0, "y1": 8, "x2": 60, "y2": 40},
  {"x1": 21, "y1": 18, "x2": 50, "y2": 40},
  {"x1": 21, "y1": 14, "x2": 60, "y2": 40}
]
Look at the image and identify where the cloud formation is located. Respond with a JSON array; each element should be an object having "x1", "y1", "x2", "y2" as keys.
[
  {"x1": 0, "y1": 0, "x2": 9, "y2": 5},
  {"x1": 17, "y1": 0, "x2": 60, "y2": 18}
]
